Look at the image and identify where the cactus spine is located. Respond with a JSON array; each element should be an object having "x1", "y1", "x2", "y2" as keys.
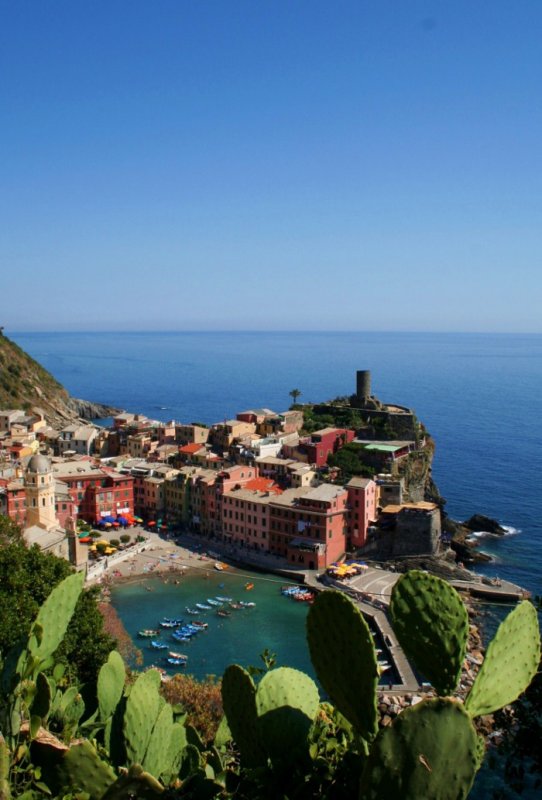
[
  {"x1": 465, "y1": 599, "x2": 541, "y2": 717},
  {"x1": 306, "y1": 590, "x2": 379, "y2": 740},
  {"x1": 390, "y1": 570, "x2": 468, "y2": 696}
]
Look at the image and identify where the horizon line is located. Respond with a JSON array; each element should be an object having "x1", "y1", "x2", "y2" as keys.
[{"x1": 7, "y1": 329, "x2": 542, "y2": 337}]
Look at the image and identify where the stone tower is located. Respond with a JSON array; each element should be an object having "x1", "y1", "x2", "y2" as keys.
[
  {"x1": 356, "y1": 370, "x2": 371, "y2": 403},
  {"x1": 25, "y1": 454, "x2": 58, "y2": 531}
]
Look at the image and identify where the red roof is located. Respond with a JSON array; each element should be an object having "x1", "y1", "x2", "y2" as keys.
[
  {"x1": 244, "y1": 477, "x2": 283, "y2": 495},
  {"x1": 179, "y1": 443, "x2": 205, "y2": 454}
]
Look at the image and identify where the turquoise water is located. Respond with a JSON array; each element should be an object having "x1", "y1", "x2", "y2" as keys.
[{"x1": 111, "y1": 567, "x2": 314, "y2": 680}]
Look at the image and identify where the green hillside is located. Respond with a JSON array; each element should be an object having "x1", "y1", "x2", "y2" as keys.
[{"x1": 0, "y1": 333, "x2": 116, "y2": 424}]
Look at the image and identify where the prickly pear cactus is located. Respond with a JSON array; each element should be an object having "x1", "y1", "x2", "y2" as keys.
[
  {"x1": 30, "y1": 672, "x2": 51, "y2": 720},
  {"x1": 0, "y1": 736, "x2": 10, "y2": 800},
  {"x1": 390, "y1": 570, "x2": 468, "y2": 696},
  {"x1": 465, "y1": 599, "x2": 541, "y2": 717},
  {"x1": 98, "y1": 650, "x2": 126, "y2": 721},
  {"x1": 306, "y1": 590, "x2": 379, "y2": 740},
  {"x1": 142, "y1": 702, "x2": 173, "y2": 780},
  {"x1": 31, "y1": 572, "x2": 85, "y2": 664},
  {"x1": 221, "y1": 664, "x2": 266, "y2": 767},
  {"x1": 123, "y1": 669, "x2": 163, "y2": 766},
  {"x1": 360, "y1": 698, "x2": 479, "y2": 800},
  {"x1": 255, "y1": 667, "x2": 320, "y2": 766},
  {"x1": 59, "y1": 740, "x2": 116, "y2": 800},
  {"x1": 101, "y1": 765, "x2": 164, "y2": 799}
]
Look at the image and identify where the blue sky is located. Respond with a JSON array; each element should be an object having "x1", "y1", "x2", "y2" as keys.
[{"x1": 2, "y1": 1, "x2": 541, "y2": 333}]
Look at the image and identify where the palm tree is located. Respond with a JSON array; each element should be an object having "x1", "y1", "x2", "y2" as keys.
[{"x1": 289, "y1": 388, "x2": 302, "y2": 407}]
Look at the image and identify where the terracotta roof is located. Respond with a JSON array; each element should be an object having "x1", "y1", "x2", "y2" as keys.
[
  {"x1": 244, "y1": 477, "x2": 283, "y2": 495},
  {"x1": 179, "y1": 443, "x2": 206, "y2": 454}
]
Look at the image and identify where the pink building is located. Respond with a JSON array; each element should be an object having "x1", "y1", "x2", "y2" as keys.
[
  {"x1": 268, "y1": 484, "x2": 348, "y2": 569},
  {"x1": 346, "y1": 477, "x2": 377, "y2": 548}
]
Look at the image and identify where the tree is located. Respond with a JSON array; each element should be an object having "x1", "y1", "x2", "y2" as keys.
[
  {"x1": 0, "y1": 514, "x2": 23, "y2": 546},
  {"x1": 0, "y1": 533, "x2": 114, "y2": 683},
  {"x1": 289, "y1": 388, "x2": 302, "y2": 407}
]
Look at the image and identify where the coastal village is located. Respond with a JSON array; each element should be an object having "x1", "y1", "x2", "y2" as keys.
[{"x1": 0, "y1": 370, "x2": 445, "y2": 575}]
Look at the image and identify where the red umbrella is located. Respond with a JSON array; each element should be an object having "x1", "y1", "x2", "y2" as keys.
[
  {"x1": 112, "y1": 521, "x2": 120, "y2": 528},
  {"x1": 148, "y1": 521, "x2": 156, "y2": 527}
]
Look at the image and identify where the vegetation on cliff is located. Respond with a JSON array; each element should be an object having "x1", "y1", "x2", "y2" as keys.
[{"x1": 0, "y1": 332, "x2": 117, "y2": 424}]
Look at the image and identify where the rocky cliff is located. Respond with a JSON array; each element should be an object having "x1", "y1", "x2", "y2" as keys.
[{"x1": 0, "y1": 333, "x2": 119, "y2": 426}]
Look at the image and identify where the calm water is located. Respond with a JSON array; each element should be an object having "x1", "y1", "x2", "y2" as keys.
[
  {"x1": 14, "y1": 330, "x2": 542, "y2": 595},
  {"x1": 111, "y1": 567, "x2": 313, "y2": 680}
]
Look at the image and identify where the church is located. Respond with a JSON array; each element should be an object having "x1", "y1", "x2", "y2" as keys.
[{"x1": 22, "y1": 453, "x2": 87, "y2": 570}]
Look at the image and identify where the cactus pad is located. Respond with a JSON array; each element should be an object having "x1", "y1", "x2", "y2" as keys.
[
  {"x1": 360, "y1": 698, "x2": 479, "y2": 800},
  {"x1": 30, "y1": 672, "x2": 51, "y2": 720},
  {"x1": 101, "y1": 765, "x2": 164, "y2": 798},
  {"x1": 306, "y1": 590, "x2": 378, "y2": 739},
  {"x1": 390, "y1": 570, "x2": 468, "y2": 696},
  {"x1": 123, "y1": 668, "x2": 163, "y2": 765},
  {"x1": 465, "y1": 600, "x2": 541, "y2": 717},
  {"x1": 98, "y1": 650, "x2": 126, "y2": 721},
  {"x1": 59, "y1": 740, "x2": 116, "y2": 800},
  {"x1": 32, "y1": 572, "x2": 85, "y2": 663},
  {"x1": 255, "y1": 667, "x2": 319, "y2": 765},
  {"x1": 221, "y1": 664, "x2": 266, "y2": 767},
  {"x1": 142, "y1": 701, "x2": 173, "y2": 779}
]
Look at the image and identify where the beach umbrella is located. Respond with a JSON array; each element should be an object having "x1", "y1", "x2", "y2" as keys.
[
  {"x1": 112, "y1": 521, "x2": 120, "y2": 528},
  {"x1": 78, "y1": 536, "x2": 92, "y2": 543},
  {"x1": 148, "y1": 521, "x2": 156, "y2": 527}
]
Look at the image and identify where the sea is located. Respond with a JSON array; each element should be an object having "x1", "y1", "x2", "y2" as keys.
[{"x1": 11, "y1": 330, "x2": 541, "y2": 798}]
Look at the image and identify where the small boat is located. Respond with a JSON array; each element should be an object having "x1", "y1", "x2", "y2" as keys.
[
  {"x1": 185, "y1": 607, "x2": 199, "y2": 615},
  {"x1": 229, "y1": 602, "x2": 243, "y2": 610},
  {"x1": 191, "y1": 620, "x2": 208, "y2": 629},
  {"x1": 245, "y1": 582, "x2": 254, "y2": 591},
  {"x1": 171, "y1": 635, "x2": 190, "y2": 643},
  {"x1": 138, "y1": 629, "x2": 160, "y2": 638},
  {"x1": 207, "y1": 598, "x2": 221, "y2": 606},
  {"x1": 167, "y1": 657, "x2": 187, "y2": 666},
  {"x1": 169, "y1": 651, "x2": 188, "y2": 660},
  {"x1": 239, "y1": 601, "x2": 256, "y2": 608},
  {"x1": 217, "y1": 609, "x2": 230, "y2": 618},
  {"x1": 215, "y1": 596, "x2": 233, "y2": 603},
  {"x1": 196, "y1": 603, "x2": 212, "y2": 611},
  {"x1": 214, "y1": 563, "x2": 224, "y2": 571},
  {"x1": 160, "y1": 620, "x2": 183, "y2": 628},
  {"x1": 150, "y1": 641, "x2": 168, "y2": 650}
]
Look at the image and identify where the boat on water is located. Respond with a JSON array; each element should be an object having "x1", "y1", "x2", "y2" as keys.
[
  {"x1": 196, "y1": 603, "x2": 212, "y2": 611},
  {"x1": 239, "y1": 600, "x2": 256, "y2": 608},
  {"x1": 191, "y1": 620, "x2": 208, "y2": 628},
  {"x1": 150, "y1": 641, "x2": 168, "y2": 650},
  {"x1": 160, "y1": 619, "x2": 184, "y2": 628},
  {"x1": 215, "y1": 595, "x2": 232, "y2": 602},
  {"x1": 229, "y1": 602, "x2": 243, "y2": 610},
  {"x1": 169, "y1": 651, "x2": 188, "y2": 660},
  {"x1": 207, "y1": 598, "x2": 221, "y2": 606},
  {"x1": 245, "y1": 582, "x2": 254, "y2": 591},
  {"x1": 185, "y1": 607, "x2": 199, "y2": 615},
  {"x1": 167, "y1": 657, "x2": 187, "y2": 666},
  {"x1": 138, "y1": 629, "x2": 160, "y2": 638},
  {"x1": 217, "y1": 609, "x2": 230, "y2": 617}
]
